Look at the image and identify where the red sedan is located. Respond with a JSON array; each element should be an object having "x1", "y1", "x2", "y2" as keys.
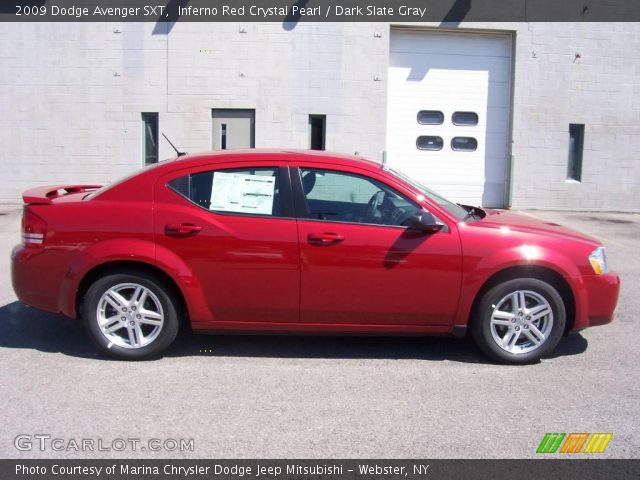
[{"x1": 11, "y1": 150, "x2": 620, "y2": 363}]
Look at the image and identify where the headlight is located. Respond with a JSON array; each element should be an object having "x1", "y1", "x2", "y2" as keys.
[{"x1": 589, "y1": 246, "x2": 608, "y2": 275}]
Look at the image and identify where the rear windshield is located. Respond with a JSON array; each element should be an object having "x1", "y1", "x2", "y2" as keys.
[{"x1": 84, "y1": 163, "x2": 160, "y2": 200}]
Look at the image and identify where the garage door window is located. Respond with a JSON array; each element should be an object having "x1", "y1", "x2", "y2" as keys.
[
  {"x1": 451, "y1": 137, "x2": 478, "y2": 152},
  {"x1": 417, "y1": 110, "x2": 444, "y2": 125},
  {"x1": 452, "y1": 112, "x2": 479, "y2": 126},
  {"x1": 416, "y1": 136, "x2": 443, "y2": 151}
]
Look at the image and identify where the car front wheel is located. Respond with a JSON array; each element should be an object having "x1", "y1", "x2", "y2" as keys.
[
  {"x1": 82, "y1": 271, "x2": 179, "y2": 360},
  {"x1": 471, "y1": 278, "x2": 566, "y2": 364}
]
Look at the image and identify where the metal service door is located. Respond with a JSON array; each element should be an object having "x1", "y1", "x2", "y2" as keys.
[{"x1": 212, "y1": 109, "x2": 255, "y2": 150}]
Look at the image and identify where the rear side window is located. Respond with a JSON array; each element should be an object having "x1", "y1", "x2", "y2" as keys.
[{"x1": 168, "y1": 167, "x2": 283, "y2": 216}]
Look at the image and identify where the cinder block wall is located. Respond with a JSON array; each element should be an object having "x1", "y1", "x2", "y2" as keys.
[
  {"x1": 508, "y1": 22, "x2": 640, "y2": 211},
  {"x1": 1, "y1": 22, "x2": 639, "y2": 210},
  {"x1": 0, "y1": 22, "x2": 388, "y2": 203}
]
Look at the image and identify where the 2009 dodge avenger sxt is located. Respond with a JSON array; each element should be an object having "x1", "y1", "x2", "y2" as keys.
[{"x1": 11, "y1": 150, "x2": 620, "y2": 362}]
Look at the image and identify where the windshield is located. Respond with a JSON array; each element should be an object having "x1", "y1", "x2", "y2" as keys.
[{"x1": 389, "y1": 168, "x2": 471, "y2": 220}]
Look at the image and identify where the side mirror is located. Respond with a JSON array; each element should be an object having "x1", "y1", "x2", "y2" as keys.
[{"x1": 409, "y1": 211, "x2": 443, "y2": 233}]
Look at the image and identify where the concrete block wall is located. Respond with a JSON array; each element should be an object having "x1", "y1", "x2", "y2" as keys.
[
  {"x1": 0, "y1": 22, "x2": 388, "y2": 203},
  {"x1": 1, "y1": 21, "x2": 639, "y2": 210},
  {"x1": 0, "y1": 23, "x2": 168, "y2": 202},
  {"x1": 508, "y1": 22, "x2": 640, "y2": 210}
]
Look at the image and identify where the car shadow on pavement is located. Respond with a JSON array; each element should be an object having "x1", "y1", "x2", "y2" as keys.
[
  {"x1": 0, "y1": 301, "x2": 588, "y2": 363},
  {"x1": 0, "y1": 301, "x2": 102, "y2": 359}
]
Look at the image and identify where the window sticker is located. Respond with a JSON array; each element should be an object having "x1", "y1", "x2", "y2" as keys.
[{"x1": 210, "y1": 172, "x2": 275, "y2": 215}]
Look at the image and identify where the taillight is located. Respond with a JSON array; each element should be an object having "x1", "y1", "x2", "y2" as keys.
[{"x1": 22, "y1": 207, "x2": 47, "y2": 248}]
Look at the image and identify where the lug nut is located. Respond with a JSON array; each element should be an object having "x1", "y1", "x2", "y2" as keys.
[
  {"x1": 121, "y1": 316, "x2": 126, "y2": 321},
  {"x1": 136, "y1": 314, "x2": 141, "y2": 319},
  {"x1": 515, "y1": 326, "x2": 520, "y2": 331},
  {"x1": 526, "y1": 316, "x2": 531, "y2": 320},
  {"x1": 132, "y1": 306, "x2": 136, "y2": 311},
  {"x1": 122, "y1": 307, "x2": 127, "y2": 312},
  {"x1": 511, "y1": 318, "x2": 516, "y2": 323},
  {"x1": 129, "y1": 321, "x2": 135, "y2": 326},
  {"x1": 524, "y1": 325, "x2": 529, "y2": 329}
]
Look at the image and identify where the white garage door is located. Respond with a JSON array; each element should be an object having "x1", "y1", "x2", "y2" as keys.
[{"x1": 387, "y1": 29, "x2": 512, "y2": 208}]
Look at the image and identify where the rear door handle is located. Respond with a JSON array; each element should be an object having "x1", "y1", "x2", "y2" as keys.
[
  {"x1": 307, "y1": 232, "x2": 344, "y2": 245},
  {"x1": 165, "y1": 223, "x2": 202, "y2": 235}
]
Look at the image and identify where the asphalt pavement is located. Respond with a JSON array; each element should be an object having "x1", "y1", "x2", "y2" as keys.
[{"x1": 0, "y1": 206, "x2": 638, "y2": 459}]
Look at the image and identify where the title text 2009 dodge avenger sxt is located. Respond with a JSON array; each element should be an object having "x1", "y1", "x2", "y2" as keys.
[{"x1": 12, "y1": 151, "x2": 620, "y2": 363}]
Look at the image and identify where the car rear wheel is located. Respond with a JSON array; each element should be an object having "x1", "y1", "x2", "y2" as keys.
[
  {"x1": 471, "y1": 278, "x2": 566, "y2": 364},
  {"x1": 82, "y1": 272, "x2": 179, "y2": 360}
]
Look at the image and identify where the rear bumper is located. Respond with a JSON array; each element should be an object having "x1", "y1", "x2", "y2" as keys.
[
  {"x1": 573, "y1": 271, "x2": 620, "y2": 331},
  {"x1": 11, "y1": 245, "x2": 60, "y2": 314}
]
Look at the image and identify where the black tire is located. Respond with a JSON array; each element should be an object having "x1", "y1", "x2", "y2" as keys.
[
  {"x1": 471, "y1": 278, "x2": 566, "y2": 364},
  {"x1": 82, "y1": 271, "x2": 179, "y2": 360}
]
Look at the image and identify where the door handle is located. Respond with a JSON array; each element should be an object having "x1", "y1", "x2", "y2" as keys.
[
  {"x1": 307, "y1": 232, "x2": 344, "y2": 245},
  {"x1": 165, "y1": 223, "x2": 202, "y2": 235}
]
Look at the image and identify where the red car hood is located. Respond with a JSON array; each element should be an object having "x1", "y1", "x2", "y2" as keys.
[{"x1": 475, "y1": 210, "x2": 601, "y2": 246}]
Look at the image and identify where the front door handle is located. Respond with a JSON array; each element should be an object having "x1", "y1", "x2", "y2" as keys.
[
  {"x1": 165, "y1": 223, "x2": 202, "y2": 235},
  {"x1": 307, "y1": 232, "x2": 344, "y2": 245}
]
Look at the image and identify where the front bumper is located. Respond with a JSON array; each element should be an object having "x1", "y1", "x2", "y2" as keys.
[{"x1": 573, "y1": 271, "x2": 620, "y2": 330}]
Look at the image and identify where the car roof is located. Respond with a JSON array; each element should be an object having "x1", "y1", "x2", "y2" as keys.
[{"x1": 157, "y1": 149, "x2": 383, "y2": 172}]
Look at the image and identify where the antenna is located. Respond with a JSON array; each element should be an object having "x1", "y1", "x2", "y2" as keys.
[
  {"x1": 381, "y1": 151, "x2": 389, "y2": 170},
  {"x1": 162, "y1": 133, "x2": 186, "y2": 157}
]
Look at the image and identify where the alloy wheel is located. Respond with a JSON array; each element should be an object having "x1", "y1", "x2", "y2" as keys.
[
  {"x1": 489, "y1": 289, "x2": 554, "y2": 354},
  {"x1": 96, "y1": 283, "x2": 165, "y2": 349}
]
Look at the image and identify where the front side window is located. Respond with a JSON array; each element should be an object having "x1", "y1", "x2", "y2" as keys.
[
  {"x1": 299, "y1": 168, "x2": 420, "y2": 227},
  {"x1": 168, "y1": 167, "x2": 283, "y2": 216}
]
